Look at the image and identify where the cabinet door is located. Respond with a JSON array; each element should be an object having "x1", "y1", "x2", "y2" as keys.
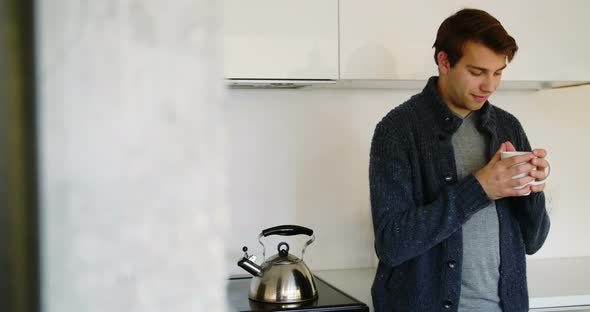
[
  {"x1": 340, "y1": 0, "x2": 590, "y2": 82},
  {"x1": 487, "y1": 0, "x2": 590, "y2": 81},
  {"x1": 223, "y1": 0, "x2": 339, "y2": 80},
  {"x1": 339, "y1": 0, "x2": 449, "y2": 80}
]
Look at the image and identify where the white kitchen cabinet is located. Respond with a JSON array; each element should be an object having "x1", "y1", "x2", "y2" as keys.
[
  {"x1": 222, "y1": 0, "x2": 339, "y2": 80},
  {"x1": 339, "y1": 0, "x2": 590, "y2": 82}
]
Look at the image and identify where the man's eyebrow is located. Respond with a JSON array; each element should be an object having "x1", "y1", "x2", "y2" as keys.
[{"x1": 467, "y1": 64, "x2": 507, "y2": 72}]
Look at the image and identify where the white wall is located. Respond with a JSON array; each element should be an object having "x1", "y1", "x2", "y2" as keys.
[
  {"x1": 494, "y1": 86, "x2": 590, "y2": 259},
  {"x1": 38, "y1": 1, "x2": 228, "y2": 311},
  {"x1": 224, "y1": 88, "x2": 401, "y2": 271},
  {"x1": 225, "y1": 84, "x2": 590, "y2": 275}
]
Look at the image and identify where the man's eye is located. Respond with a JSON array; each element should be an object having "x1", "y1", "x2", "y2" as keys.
[
  {"x1": 470, "y1": 71, "x2": 482, "y2": 76},
  {"x1": 494, "y1": 72, "x2": 503, "y2": 76}
]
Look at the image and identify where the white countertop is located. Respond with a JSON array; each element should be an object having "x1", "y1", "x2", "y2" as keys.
[{"x1": 315, "y1": 257, "x2": 590, "y2": 312}]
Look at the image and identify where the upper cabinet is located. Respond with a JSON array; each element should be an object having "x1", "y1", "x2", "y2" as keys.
[
  {"x1": 222, "y1": 0, "x2": 589, "y2": 87},
  {"x1": 339, "y1": 0, "x2": 442, "y2": 80},
  {"x1": 339, "y1": 0, "x2": 590, "y2": 83},
  {"x1": 222, "y1": 0, "x2": 339, "y2": 80}
]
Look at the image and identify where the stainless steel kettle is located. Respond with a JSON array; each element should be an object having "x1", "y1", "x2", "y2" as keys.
[{"x1": 237, "y1": 225, "x2": 318, "y2": 303}]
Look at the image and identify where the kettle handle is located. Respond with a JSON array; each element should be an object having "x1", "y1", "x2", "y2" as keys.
[
  {"x1": 258, "y1": 225, "x2": 315, "y2": 261},
  {"x1": 261, "y1": 225, "x2": 313, "y2": 237}
]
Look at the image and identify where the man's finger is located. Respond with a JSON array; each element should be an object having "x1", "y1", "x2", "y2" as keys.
[
  {"x1": 532, "y1": 148, "x2": 547, "y2": 158},
  {"x1": 504, "y1": 141, "x2": 516, "y2": 152}
]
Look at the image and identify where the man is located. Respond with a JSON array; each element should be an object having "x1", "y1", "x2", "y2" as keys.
[{"x1": 369, "y1": 8, "x2": 550, "y2": 312}]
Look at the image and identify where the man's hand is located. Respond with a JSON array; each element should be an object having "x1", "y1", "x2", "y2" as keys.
[
  {"x1": 529, "y1": 148, "x2": 550, "y2": 193},
  {"x1": 474, "y1": 141, "x2": 538, "y2": 200}
]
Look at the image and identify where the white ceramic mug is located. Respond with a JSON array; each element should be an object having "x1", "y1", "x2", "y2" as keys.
[{"x1": 500, "y1": 151, "x2": 550, "y2": 192}]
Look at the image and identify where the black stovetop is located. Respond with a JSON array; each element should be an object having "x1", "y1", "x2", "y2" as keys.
[{"x1": 227, "y1": 275, "x2": 369, "y2": 312}]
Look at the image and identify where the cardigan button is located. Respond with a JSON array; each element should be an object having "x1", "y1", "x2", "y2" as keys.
[
  {"x1": 444, "y1": 174, "x2": 453, "y2": 182},
  {"x1": 443, "y1": 300, "x2": 453, "y2": 309},
  {"x1": 444, "y1": 117, "x2": 452, "y2": 123},
  {"x1": 447, "y1": 260, "x2": 457, "y2": 268}
]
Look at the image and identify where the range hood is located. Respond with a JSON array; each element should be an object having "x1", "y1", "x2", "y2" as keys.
[
  {"x1": 226, "y1": 79, "x2": 336, "y2": 89},
  {"x1": 225, "y1": 78, "x2": 590, "y2": 91}
]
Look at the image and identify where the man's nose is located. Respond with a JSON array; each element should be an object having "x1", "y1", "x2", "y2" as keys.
[{"x1": 481, "y1": 75, "x2": 498, "y2": 93}]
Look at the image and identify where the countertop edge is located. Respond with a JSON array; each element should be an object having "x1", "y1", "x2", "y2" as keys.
[{"x1": 314, "y1": 257, "x2": 590, "y2": 311}]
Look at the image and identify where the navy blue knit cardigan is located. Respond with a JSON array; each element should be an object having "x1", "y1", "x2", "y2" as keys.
[{"x1": 369, "y1": 77, "x2": 550, "y2": 312}]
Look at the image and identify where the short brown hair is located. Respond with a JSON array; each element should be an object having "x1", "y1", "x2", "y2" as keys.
[{"x1": 433, "y1": 8, "x2": 518, "y2": 67}]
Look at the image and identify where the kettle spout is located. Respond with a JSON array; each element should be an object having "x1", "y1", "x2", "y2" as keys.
[{"x1": 238, "y1": 257, "x2": 262, "y2": 277}]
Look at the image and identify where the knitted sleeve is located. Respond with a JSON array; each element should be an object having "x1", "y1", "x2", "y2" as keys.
[
  {"x1": 369, "y1": 117, "x2": 491, "y2": 267},
  {"x1": 510, "y1": 119, "x2": 551, "y2": 255}
]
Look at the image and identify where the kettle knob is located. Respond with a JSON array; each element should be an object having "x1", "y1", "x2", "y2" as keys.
[{"x1": 277, "y1": 242, "x2": 290, "y2": 257}]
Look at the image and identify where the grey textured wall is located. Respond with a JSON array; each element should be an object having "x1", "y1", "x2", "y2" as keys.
[{"x1": 37, "y1": 1, "x2": 228, "y2": 311}]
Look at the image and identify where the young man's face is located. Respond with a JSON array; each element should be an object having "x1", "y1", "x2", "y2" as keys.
[{"x1": 438, "y1": 41, "x2": 507, "y2": 116}]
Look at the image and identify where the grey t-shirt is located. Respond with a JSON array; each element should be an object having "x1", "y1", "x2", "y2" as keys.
[{"x1": 452, "y1": 111, "x2": 502, "y2": 312}]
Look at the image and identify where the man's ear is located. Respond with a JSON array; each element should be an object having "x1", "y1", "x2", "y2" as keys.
[{"x1": 436, "y1": 51, "x2": 451, "y2": 75}]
